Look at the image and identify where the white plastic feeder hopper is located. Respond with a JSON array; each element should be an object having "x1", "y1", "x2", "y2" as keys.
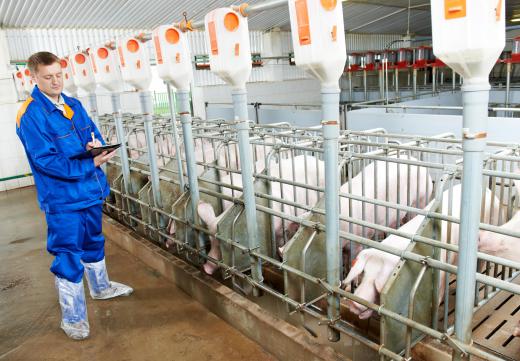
[
  {"x1": 431, "y1": 1, "x2": 505, "y2": 360},
  {"x1": 152, "y1": 25, "x2": 193, "y2": 91},
  {"x1": 60, "y1": 57, "x2": 78, "y2": 96},
  {"x1": 71, "y1": 51, "x2": 97, "y2": 93},
  {"x1": 89, "y1": 45, "x2": 124, "y2": 93},
  {"x1": 432, "y1": 0, "x2": 505, "y2": 85},
  {"x1": 116, "y1": 36, "x2": 152, "y2": 91},
  {"x1": 204, "y1": 8, "x2": 252, "y2": 90},
  {"x1": 288, "y1": 0, "x2": 346, "y2": 87},
  {"x1": 22, "y1": 67, "x2": 35, "y2": 95}
]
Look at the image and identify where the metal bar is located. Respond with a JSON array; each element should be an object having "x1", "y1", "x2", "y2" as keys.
[
  {"x1": 139, "y1": 91, "x2": 165, "y2": 232},
  {"x1": 190, "y1": 0, "x2": 288, "y2": 29},
  {"x1": 232, "y1": 88, "x2": 263, "y2": 295},
  {"x1": 413, "y1": 68, "x2": 417, "y2": 99},
  {"x1": 363, "y1": 70, "x2": 368, "y2": 101},
  {"x1": 506, "y1": 62, "x2": 511, "y2": 117},
  {"x1": 111, "y1": 92, "x2": 133, "y2": 222},
  {"x1": 453, "y1": 84, "x2": 490, "y2": 361},
  {"x1": 348, "y1": 72, "x2": 353, "y2": 101},
  {"x1": 432, "y1": 67, "x2": 437, "y2": 95},
  {"x1": 322, "y1": 87, "x2": 341, "y2": 342},
  {"x1": 89, "y1": 93, "x2": 100, "y2": 129},
  {"x1": 405, "y1": 263, "x2": 428, "y2": 359},
  {"x1": 166, "y1": 83, "x2": 185, "y2": 191},
  {"x1": 178, "y1": 89, "x2": 205, "y2": 254},
  {"x1": 395, "y1": 68, "x2": 400, "y2": 100}
]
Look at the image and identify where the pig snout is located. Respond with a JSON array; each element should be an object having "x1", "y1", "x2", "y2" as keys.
[{"x1": 514, "y1": 321, "x2": 520, "y2": 337}]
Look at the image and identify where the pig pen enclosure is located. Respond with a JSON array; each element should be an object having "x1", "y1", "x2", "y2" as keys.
[{"x1": 98, "y1": 113, "x2": 520, "y2": 361}]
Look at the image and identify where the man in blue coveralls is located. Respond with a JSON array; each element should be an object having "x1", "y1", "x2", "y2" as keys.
[{"x1": 16, "y1": 51, "x2": 133, "y2": 340}]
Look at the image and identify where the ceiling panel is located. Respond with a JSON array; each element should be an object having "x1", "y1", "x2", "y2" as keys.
[{"x1": 0, "y1": 0, "x2": 519, "y2": 36}]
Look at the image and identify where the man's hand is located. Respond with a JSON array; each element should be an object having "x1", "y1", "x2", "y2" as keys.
[
  {"x1": 93, "y1": 150, "x2": 117, "y2": 167},
  {"x1": 86, "y1": 139, "x2": 103, "y2": 150}
]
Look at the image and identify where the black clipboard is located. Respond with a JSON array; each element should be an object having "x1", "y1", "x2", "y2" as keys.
[{"x1": 70, "y1": 144, "x2": 121, "y2": 160}]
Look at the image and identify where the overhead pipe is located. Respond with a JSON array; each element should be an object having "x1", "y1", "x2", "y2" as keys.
[{"x1": 182, "y1": 1, "x2": 289, "y2": 31}]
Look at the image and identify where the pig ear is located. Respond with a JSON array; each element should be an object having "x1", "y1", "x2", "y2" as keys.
[{"x1": 343, "y1": 249, "x2": 372, "y2": 286}]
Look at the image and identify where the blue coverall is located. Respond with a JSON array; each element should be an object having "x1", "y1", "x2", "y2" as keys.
[{"x1": 16, "y1": 86, "x2": 111, "y2": 283}]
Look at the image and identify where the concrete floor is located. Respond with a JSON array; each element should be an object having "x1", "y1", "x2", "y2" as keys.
[{"x1": 0, "y1": 187, "x2": 276, "y2": 361}]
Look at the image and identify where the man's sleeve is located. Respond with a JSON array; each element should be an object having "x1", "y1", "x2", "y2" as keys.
[{"x1": 18, "y1": 112, "x2": 97, "y2": 181}]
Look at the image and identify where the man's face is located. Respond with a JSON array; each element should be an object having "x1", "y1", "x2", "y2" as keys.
[{"x1": 32, "y1": 62, "x2": 63, "y2": 99}]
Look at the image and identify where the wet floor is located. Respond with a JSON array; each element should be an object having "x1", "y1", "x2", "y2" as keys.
[{"x1": 0, "y1": 187, "x2": 276, "y2": 361}]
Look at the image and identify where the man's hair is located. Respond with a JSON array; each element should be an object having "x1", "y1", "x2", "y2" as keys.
[{"x1": 27, "y1": 51, "x2": 60, "y2": 74}]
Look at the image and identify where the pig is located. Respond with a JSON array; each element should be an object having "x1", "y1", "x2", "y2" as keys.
[
  {"x1": 279, "y1": 155, "x2": 433, "y2": 258},
  {"x1": 343, "y1": 183, "x2": 503, "y2": 319},
  {"x1": 478, "y1": 175, "x2": 520, "y2": 338},
  {"x1": 126, "y1": 130, "x2": 146, "y2": 159},
  {"x1": 478, "y1": 176, "x2": 520, "y2": 262},
  {"x1": 198, "y1": 155, "x2": 325, "y2": 275},
  {"x1": 166, "y1": 137, "x2": 273, "y2": 238}
]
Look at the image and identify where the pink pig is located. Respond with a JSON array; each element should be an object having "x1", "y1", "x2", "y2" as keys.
[
  {"x1": 343, "y1": 183, "x2": 503, "y2": 319},
  {"x1": 198, "y1": 155, "x2": 325, "y2": 275}
]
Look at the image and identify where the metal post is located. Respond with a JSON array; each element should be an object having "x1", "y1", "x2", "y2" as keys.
[
  {"x1": 452, "y1": 69, "x2": 456, "y2": 93},
  {"x1": 395, "y1": 68, "x2": 400, "y2": 100},
  {"x1": 178, "y1": 89, "x2": 205, "y2": 253},
  {"x1": 88, "y1": 93, "x2": 100, "y2": 129},
  {"x1": 139, "y1": 91, "x2": 164, "y2": 228},
  {"x1": 363, "y1": 70, "x2": 368, "y2": 101},
  {"x1": 385, "y1": 60, "x2": 389, "y2": 105},
  {"x1": 321, "y1": 87, "x2": 341, "y2": 342},
  {"x1": 413, "y1": 68, "x2": 418, "y2": 99},
  {"x1": 379, "y1": 69, "x2": 384, "y2": 100},
  {"x1": 452, "y1": 84, "x2": 490, "y2": 361},
  {"x1": 88, "y1": 92, "x2": 105, "y2": 172},
  {"x1": 166, "y1": 83, "x2": 185, "y2": 191},
  {"x1": 348, "y1": 72, "x2": 353, "y2": 101},
  {"x1": 111, "y1": 93, "x2": 131, "y2": 194},
  {"x1": 231, "y1": 89, "x2": 263, "y2": 297},
  {"x1": 506, "y1": 62, "x2": 511, "y2": 117},
  {"x1": 111, "y1": 92, "x2": 135, "y2": 224},
  {"x1": 432, "y1": 67, "x2": 437, "y2": 95}
]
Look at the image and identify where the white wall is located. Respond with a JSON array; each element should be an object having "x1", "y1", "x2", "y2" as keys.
[
  {"x1": 203, "y1": 78, "x2": 322, "y2": 106},
  {"x1": 0, "y1": 101, "x2": 34, "y2": 191}
]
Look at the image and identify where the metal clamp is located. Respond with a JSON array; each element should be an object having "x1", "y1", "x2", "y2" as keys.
[
  {"x1": 241, "y1": 245, "x2": 260, "y2": 255},
  {"x1": 318, "y1": 315, "x2": 341, "y2": 326},
  {"x1": 441, "y1": 333, "x2": 468, "y2": 358},
  {"x1": 462, "y1": 129, "x2": 487, "y2": 140}
]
